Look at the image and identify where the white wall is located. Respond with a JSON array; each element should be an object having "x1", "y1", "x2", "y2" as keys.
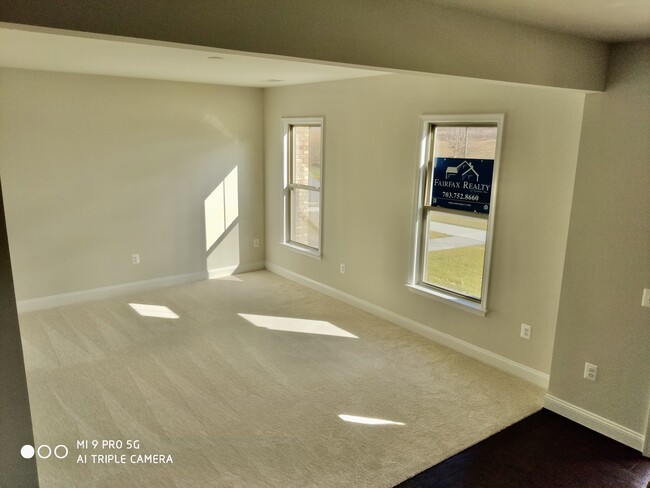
[
  {"x1": 0, "y1": 68, "x2": 265, "y2": 301},
  {"x1": 264, "y1": 73, "x2": 585, "y2": 377},
  {"x1": 548, "y1": 42, "x2": 650, "y2": 440}
]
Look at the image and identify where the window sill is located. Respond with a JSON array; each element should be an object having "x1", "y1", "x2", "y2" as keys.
[
  {"x1": 280, "y1": 242, "x2": 322, "y2": 260},
  {"x1": 406, "y1": 283, "x2": 487, "y2": 317}
]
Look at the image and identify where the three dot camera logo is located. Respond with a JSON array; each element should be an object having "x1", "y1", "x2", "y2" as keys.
[
  {"x1": 21, "y1": 444, "x2": 69, "y2": 460},
  {"x1": 22, "y1": 439, "x2": 173, "y2": 465}
]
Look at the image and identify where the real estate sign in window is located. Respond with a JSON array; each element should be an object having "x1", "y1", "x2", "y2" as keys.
[{"x1": 411, "y1": 116, "x2": 503, "y2": 313}]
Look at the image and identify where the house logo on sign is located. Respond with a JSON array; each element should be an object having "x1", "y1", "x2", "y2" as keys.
[
  {"x1": 445, "y1": 161, "x2": 479, "y2": 182},
  {"x1": 432, "y1": 157, "x2": 494, "y2": 214}
]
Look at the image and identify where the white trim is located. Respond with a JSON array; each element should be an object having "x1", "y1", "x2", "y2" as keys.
[
  {"x1": 645, "y1": 404, "x2": 650, "y2": 457},
  {"x1": 282, "y1": 117, "x2": 325, "y2": 256},
  {"x1": 406, "y1": 283, "x2": 486, "y2": 316},
  {"x1": 544, "y1": 394, "x2": 646, "y2": 452},
  {"x1": 266, "y1": 262, "x2": 549, "y2": 389},
  {"x1": 16, "y1": 262, "x2": 266, "y2": 313},
  {"x1": 207, "y1": 261, "x2": 265, "y2": 279},
  {"x1": 17, "y1": 271, "x2": 207, "y2": 313},
  {"x1": 208, "y1": 266, "x2": 239, "y2": 279},
  {"x1": 279, "y1": 242, "x2": 322, "y2": 260},
  {"x1": 409, "y1": 114, "x2": 504, "y2": 314}
]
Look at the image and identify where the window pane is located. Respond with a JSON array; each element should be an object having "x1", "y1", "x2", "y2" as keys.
[
  {"x1": 434, "y1": 126, "x2": 497, "y2": 159},
  {"x1": 290, "y1": 188, "x2": 320, "y2": 249},
  {"x1": 423, "y1": 210, "x2": 487, "y2": 300},
  {"x1": 292, "y1": 126, "x2": 322, "y2": 188}
]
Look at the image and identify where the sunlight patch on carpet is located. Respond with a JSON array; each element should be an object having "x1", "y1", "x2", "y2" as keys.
[
  {"x1": 129, "y1": 303, "x2": 180, "y2": 319},
  {"x1": 338, "y1": 414, "x2": 405, "y2": 426},
  {"x1": 238, "y1": 313, "x2": 357, "y2": 338}
]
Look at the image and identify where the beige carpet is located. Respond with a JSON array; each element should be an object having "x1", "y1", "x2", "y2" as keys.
[{"x1": 19, "y1": 271, "x2": 544, "y2": 487}]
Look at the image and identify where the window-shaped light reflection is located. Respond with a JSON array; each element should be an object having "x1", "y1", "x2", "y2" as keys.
[
  {"x1": 338, "y1": 415, "x2": 405, "y2": 426},
  {"x1": 238, "y1": 313, "x2": 357, "y2": 338},
  {"x1": 205, "y1": 166, "x2": 239, "y2": 251},
  {"x1": 129, "y1": 303, "x2": 179, "y2": 319}
]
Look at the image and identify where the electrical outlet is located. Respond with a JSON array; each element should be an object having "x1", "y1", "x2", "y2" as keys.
[
  {"x1": 520, "y1": 323, "x2": 531, "y2": 340},
  {"x1": 642, "y1": 288, "x2": 650, "y2": 308},
  {"x1": 340, "y1": 263, "x2": 346, "y2": 274},
  {"x1": 584, "y1": 362, "x2": 598, "y2": 382},
  {"x1": 131, "y1": 254, "x2": 140, "y2": 265},
  {"x1": 253, "y1": 238, "x2": 260, "y2": 248}
]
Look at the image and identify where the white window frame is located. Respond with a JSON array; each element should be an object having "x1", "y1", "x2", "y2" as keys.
[
  {"x1": 282, "y1": 117, "x2": 324, "y2": 259},
  {"x1": 407, "y1": 114, "x2": 504, "y2": 315}
]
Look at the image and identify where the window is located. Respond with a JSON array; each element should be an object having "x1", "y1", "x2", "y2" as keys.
[
  {"x1": 283, "y1": 118, "x2": 324, "y2": 257},
  {"x1": 409, "y1": 115, "x2": 503, "y2": 314}
]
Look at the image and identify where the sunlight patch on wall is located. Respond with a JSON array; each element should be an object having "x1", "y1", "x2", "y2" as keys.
[
  {"x1": 207, "y1": 223, "x2": 240, "y2": 276},
  {"x1": 204, "y1": 166, "x2": 239, "y2": 251},
  {"x1": 238, "y1": 313, "x2": 358, "y2": 338},
  {"x1": 129, "y1": 303, "x2": 180, "y2": 319},
  {"x1": 338, "y1": 414, "x2": 405, "y2": 426}
]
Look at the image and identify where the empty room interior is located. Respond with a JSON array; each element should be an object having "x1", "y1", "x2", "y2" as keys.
[{"x1": 0, "y1": 1, "x2": 649, "y2": 487}]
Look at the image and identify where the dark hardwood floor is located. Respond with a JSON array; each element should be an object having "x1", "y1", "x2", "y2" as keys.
[{"x1": 397, "y1": 409, "x2": 650, "y2": 488}]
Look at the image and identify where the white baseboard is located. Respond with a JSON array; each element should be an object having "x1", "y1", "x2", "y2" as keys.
[
  {"x1": 17, "y1": 261, "x2": 266, "y2": 313},
  {"x1": 545, "y1": 394, "x2": 645, "y2": 452},
  {"x1": 645, "y1": 412, "x2": 650, "y2": 457},
  {"x1": 208, "y1": 261, "x2": 265, "y2": 279},
  {"x1": 16, "y1": 271, "x2": 208, "y2": 313},
  {"x1": 265, "y1": 262, "x2": 550, "y2": 389}
]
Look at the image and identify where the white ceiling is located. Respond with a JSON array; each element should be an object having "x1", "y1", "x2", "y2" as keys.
[
  {"x1": 419, "y1": 0, "x2": 650, "y2": 42},
  {"x1": 0, "y1": 25, "x2": 388, "y2": 88}
]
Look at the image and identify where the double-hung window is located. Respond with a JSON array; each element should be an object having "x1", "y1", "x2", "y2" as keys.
[
  {"x1": 283, "y1": 118, "x2": 324, "y2": 257},
  {"x1": 409, "y1": 115, "x2": 503, "y2": 314}
]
